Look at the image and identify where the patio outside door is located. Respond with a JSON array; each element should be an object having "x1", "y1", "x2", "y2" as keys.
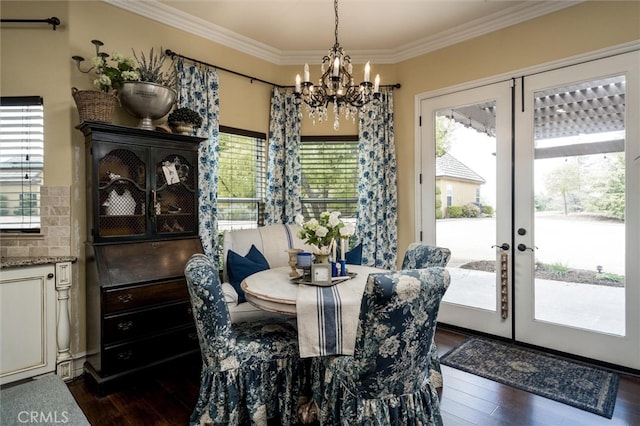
[{"x1": 418, "y1": 51, "x2": 639, "y2": 369}]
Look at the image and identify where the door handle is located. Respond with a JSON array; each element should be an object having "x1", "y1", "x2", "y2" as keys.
[
  {"x1": 517, "y1": 244, "x2": 537, "y2": 252},
  {"x1": 492, "y1": 243, "x2": 510, "y2": 251}
]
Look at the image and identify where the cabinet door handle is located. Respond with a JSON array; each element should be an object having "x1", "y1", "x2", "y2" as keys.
[
  {"x1": 117, "y1": 294, "x2": 133, "y2": 304},
  {"x1": 117, "y1": 320, "x2": 134, "y2": 331}
]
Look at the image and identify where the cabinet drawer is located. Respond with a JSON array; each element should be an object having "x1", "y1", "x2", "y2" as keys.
[
  {"x1": 104, "y1": 279, "x2": 189, "y2": 313},
  {"x1": 102, "y1": 326, "x2": 199, "y2": 375},
  {"x1": 103, "y1": 301, "x2": 194, "y2": 344}
]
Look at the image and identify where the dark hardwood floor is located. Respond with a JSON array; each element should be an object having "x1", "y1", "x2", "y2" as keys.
[{"x1": 67, "y1": 328, "x2": 640, "y2": 425}]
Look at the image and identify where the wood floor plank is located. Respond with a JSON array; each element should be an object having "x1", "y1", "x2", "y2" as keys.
[{"x1": 67, "y1": 328, "x2": 640, "y2": 425}]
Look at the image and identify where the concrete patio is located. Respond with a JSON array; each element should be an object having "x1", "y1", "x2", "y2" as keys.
[{"x1": 443, "y1": 267, "x2": 625, "y2": 336}]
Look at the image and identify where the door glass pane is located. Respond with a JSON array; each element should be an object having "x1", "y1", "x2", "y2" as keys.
[
  {"x1": 435, "y1": 101, "x2": 498, "y2": 311},
  {"x1": 533, "y1": 75, "x2": 625, "y2": 336}
]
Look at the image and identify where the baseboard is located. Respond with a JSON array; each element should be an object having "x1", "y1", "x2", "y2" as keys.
[{"x1": 57, "y1": 352, "x2": 86, "y2": 382}]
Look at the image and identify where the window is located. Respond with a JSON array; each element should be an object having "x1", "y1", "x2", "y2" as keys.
[
  {"x1": 217, "y1": 126, "x2": 266, "y2": 231},
  {"x1": 0, "y1": 97, "x2": 44, "y2": 232},
  {"x1": 300, "y1": 136, "x2": 359, "y2": 223}
]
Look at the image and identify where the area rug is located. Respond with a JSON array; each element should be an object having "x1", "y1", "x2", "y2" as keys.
[
  {"x1": 1, "y1": 374, "x2": 90, "y2": 425},
  {"x1": 440, "y1": 337, "x2": 619, "y2": 418}
]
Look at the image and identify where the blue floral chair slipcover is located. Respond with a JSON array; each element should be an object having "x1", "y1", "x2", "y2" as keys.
[
  {"x1": 311, "y1": 268, "x2": 450, "y2": 425},
  {"x1": 184, "y1": 253, "x2": 305, "y2": 425},
  {"x1": 401, "y1": 243, "x2": 452, "y2": 392},
  {"x1": 401, "y1": 243, "x2": 451, "y2": 270}
]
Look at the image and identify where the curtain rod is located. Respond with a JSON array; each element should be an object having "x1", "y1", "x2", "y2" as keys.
[
  {"x1": 165, "y1": 49, "x2": 401, "y2": 90},
  {"x1": 1, "y1": 17, "x2": 61, "y2": 30}
]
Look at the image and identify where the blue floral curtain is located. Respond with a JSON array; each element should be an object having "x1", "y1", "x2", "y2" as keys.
[
  {"x1": 175, "y1": 61, "x2": 220, "y2": 261},
  {"x1": 264, "y1": 87, "x2": 302, "y2": 225},
  {"x1": 357, "y1": 89, "x2": 398, "y2": 269}
]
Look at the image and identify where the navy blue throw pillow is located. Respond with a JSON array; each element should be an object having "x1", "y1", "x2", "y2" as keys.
[
  {"x1": 345, "y1": 243, "x2": 363, "y2": 265},
  {"x1": 226, "y1": 245, "x2": 269, "y2": 303}
]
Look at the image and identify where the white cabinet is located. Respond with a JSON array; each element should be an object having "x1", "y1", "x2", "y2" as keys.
[{"x1": 0, "y1": 264, "x2": 56, "y2": 385}]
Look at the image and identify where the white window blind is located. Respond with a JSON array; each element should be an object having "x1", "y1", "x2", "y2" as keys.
[
  {"x1": 300, "y1": 136, "x2": 358, "y2": 221},
  {"x1": 0, "y1": 97, "x2": 44, "y2": 232},
  {"x1": 217, "y1": 126, "x2": 266, "y2": 231}
]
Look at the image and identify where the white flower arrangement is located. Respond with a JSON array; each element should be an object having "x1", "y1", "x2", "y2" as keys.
[
  {"x1": 73, "y1": 40, "x2": 176, "y2": 92},
  {"x1": 295, "y1": 211, "x2": 355, "y2": 255},
  {"x1": 90, "y1": 51, "x2": 140, "y2": 91}
]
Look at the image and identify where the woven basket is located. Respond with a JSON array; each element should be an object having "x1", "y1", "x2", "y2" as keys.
[{"x1": 72, "y1": 88, "x2": 117, "y2": 123}]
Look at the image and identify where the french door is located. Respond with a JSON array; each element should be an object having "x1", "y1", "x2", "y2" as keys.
[
  {"x1": 418, "y1": 51, "x2": 640, "y2": 369},
  {"x1": 418, "y1": 81, "x2": 513, "y2": 338},
  {"x1": 513, "y1": 52, "x2": 639, "y2": 368}
]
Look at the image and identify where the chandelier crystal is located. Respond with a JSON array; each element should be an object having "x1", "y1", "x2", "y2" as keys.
[{"x1": 294, "y1": 0, "x2": 381, "y2": 130}]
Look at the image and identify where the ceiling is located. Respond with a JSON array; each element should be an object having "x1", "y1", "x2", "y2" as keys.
[{"x1": 104, "y1": 0, "x2": 580, "y2": 64}]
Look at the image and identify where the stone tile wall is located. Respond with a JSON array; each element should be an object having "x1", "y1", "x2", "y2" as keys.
[{"x1": 0, "y1": 186, "x2": 71, "y2": 258}]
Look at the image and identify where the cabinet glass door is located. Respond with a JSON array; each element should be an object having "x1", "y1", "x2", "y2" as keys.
[
  {"x1": 153, "y1": 150, "x2": 197, "y2": 236},
  {"x1": 97, "y1": 145, "x2": 148, "y2": 238}
]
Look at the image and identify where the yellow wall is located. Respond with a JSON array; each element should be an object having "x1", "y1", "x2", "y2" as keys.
[
  {"x1": 1, "y1": 0, "x2": 638, "y2": 361},
  {"x1": 437, "y1": 179, "x2": 481, "y2": 214},
  {"x1": 1, "y1": 1, "x2": 72, "y2": 185}
]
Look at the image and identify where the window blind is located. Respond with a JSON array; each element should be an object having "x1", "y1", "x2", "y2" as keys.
[
  {"x1": 217, "y1": 126, "x2": 266, "y2": 231},
  {"x1": 300, "y1": 136, "x2": 358, "y2": 221},
  {"x1": 0, "y1": 97, "x2": 44, "y2": 231}
]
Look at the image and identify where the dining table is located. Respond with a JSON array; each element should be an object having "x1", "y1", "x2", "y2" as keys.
[{"x1": 241, "y1": 264, "x2": 385, "y2": 357}]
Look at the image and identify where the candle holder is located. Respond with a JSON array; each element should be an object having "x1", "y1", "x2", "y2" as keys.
[
  {"x1": 286, "y1": 248, "x2": 303, "y2": 278},
  {"x1": 331, "y1": 261, "x2": 339, "y2": 277},
  {"x1": 340, "y1": 260, "x2": 347, "y2": 276}
]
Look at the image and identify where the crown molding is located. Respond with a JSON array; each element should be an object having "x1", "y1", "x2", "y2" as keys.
[
  {"x1": 103, "y1": 0, "x2": 583, "y2": 66},
  {"x1": 102, "y1": 0, "x2": 285, "y2": 63},
  {"x1": 391, "y1": 1, "x2": 583, "y2": 63}
]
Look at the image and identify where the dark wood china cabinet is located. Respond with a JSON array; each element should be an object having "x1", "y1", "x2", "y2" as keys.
[{"x1": 78, "y1": 122, "x2": 205, "y2": 394}]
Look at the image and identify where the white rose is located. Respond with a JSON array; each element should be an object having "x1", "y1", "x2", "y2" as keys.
[
  {"x1": 328, "y1": 214, "x2": 341, "y2": 228},
  {"x1": 315, "y1": 226, "x2": 328, "y2": 238},
  {"x1": 340, "y1": 224, "x2": 355, "y2": 237}
]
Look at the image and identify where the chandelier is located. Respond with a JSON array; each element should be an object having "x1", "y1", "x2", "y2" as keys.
[{"x1": 294, "y1": 0, "x2": 381, "y2": 130}]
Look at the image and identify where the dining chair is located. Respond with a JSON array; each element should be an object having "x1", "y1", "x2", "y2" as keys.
[
  {"x1": 184, "y1": 253, "x2": 306, "y2": 425},
  {"x1": 310, "y1": 267, "x2": 449, "y2": 425},
  {"x1": 401, "y1": 242, "x2": 452, "y2": 392},
  {"x1": 401, "y1": 242, "x2": 451, "y2": 269}
]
